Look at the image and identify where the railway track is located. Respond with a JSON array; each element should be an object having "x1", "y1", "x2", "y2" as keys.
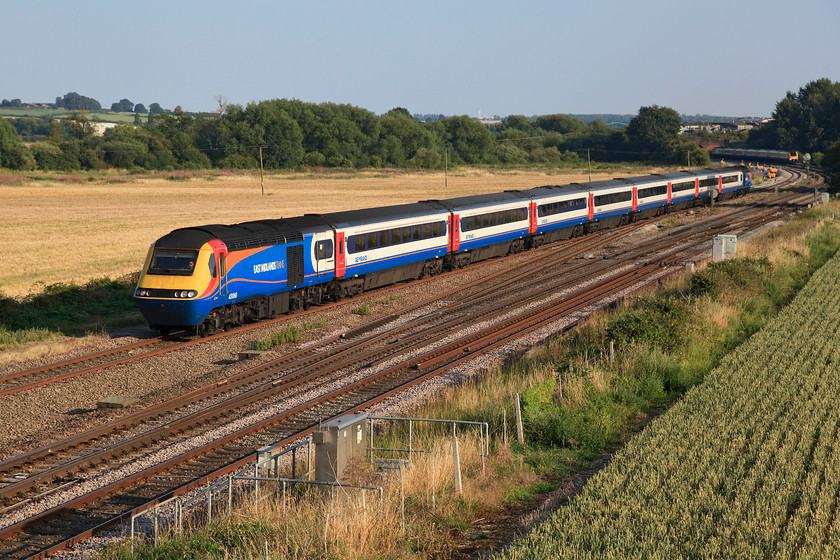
[
  {"x1": 0, "y1": 189, "x2": 802, "y2": 511},
  {"x1": 0, "y1": 177, "x2": 819, "y2": 559},
  {"x1": 0, "y1": 165, "x2": 809, "y2": 398}
]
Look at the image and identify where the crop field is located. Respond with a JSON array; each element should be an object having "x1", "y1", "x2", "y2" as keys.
[
  {"x1": 498, "y1": 249, "x2": 840, "y2": 559},
  {"x1": 0, "y1": 167, "x2": 665, "y2": 298},
  {"x1": 0, "y1": 107, "x2": 138, "y2": 123}
]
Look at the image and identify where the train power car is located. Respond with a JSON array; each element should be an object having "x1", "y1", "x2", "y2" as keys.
[
  {"x1": 134, "y1": 166, "x2": 751, "y2": 335},
  {"x1": 134, "y1": 219, "x2": 328, "y2": 334}
]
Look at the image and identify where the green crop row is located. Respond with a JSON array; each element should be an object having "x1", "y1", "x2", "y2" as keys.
[{"x1": 498, "y1": 250, "x2": 840, "y2": 558}]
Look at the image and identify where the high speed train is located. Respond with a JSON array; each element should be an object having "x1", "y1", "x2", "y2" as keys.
[{"x1": 134, "y1": 166, "x2": 750, "y2": 335}]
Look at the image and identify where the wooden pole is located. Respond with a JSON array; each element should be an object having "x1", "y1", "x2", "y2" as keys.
[
  {"x1": 444, "y1": 147, "x2": 448, "y2": 190},
  {"x1": 515, "y1": 394, "x2": 524, "y2": 444},
  {"x1": 453, "y1": 436, "x2": 462, "y2": 495},
  {"x1": 259, "y1": 146, "x2": 265, "y2": 195}
]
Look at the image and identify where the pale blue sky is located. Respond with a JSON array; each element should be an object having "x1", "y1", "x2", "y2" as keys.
[{"x1": 4, "y1": 0, "x2": 838, "y2": 118}]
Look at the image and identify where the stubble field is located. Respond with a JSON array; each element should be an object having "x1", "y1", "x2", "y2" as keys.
[{"x1": 0, "y1": 167, "x2": 670, "y2": 298}]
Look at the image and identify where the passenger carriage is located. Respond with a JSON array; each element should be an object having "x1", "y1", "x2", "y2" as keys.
[
  {"x1": 580, "y1": 179, "x2": 635, "y2": 231},
  {"x1": 516, "y1": 184, "x2": 589, "y2": 247},
  {"x1": 622, "y1": 174, "x2": 670, "y2": 220},
  {"x1": 318, "y1": 202, "x2": 452, "y2": 295},
  {"x1": 427, "y1": 192, "x2": 532, "y2": 268}
]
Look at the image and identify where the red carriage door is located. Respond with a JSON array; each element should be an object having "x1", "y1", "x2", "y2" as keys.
[
  {"x1": 450, "y1": 214, "x2": 460, "y2": 252},
  {"x1": 335, "y1": 231, "x2": 346, "y2": 278},
  {"x1": 529, "y1": 202, "x2": 537, "y2": 234}
]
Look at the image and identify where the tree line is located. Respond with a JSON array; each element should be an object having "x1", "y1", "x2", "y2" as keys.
[
  {"x1": 0, "y1": 100, "x2": 708, "y2": 172},
  {"x1": 742, "y1": 78, "x2": 840, "y2": 191}
]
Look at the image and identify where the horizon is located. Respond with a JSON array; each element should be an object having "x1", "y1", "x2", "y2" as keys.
[
  {"x1": 0, "y1": 98, "x2": 770, "y2": 122},
  {"x1": 3, "y1": 0, "x2": 838, "y2": 118}
]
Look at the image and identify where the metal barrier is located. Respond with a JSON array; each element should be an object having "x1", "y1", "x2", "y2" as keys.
[
  {"x1": 234, "y1": 476, "x2": 383, "y2": 513},
  {"x1": 368, "y1": 415, "x2": 489, "y2": 473},
  {"x1": 127, "y1": 418, "x2": 489, "y2": 551},
  {"x1": 128, "y1": 437, "x2": 312, "y2": 551}
]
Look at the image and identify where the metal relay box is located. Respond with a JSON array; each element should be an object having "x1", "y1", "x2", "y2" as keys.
[
  {"x1": 313, "y1": 413, "x2": 368, "y2": 482},
  {"x1": 712, "y1": 234, "x2": 737, "y2": 261}
]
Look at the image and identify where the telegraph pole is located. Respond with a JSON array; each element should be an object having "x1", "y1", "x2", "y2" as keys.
[{"x1": 259, "y1": 146, "x2": 265, "y2": 195}]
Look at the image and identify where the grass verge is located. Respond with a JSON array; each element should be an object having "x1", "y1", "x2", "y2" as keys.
[{"x1": 0, "y1": 274, "x2": 139, "y2": 347}]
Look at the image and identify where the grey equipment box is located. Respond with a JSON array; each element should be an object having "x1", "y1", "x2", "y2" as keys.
[
  {"x1": 313, "y1": 413, "x2": 368, "y2": 483},
  {"x1": 712, "y1": 234, "x2": 737, "y2": 261}
]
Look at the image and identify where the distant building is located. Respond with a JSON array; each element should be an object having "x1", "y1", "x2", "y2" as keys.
[{"x1": 91, "y1": 122, "x2": 117, "y2": 135}]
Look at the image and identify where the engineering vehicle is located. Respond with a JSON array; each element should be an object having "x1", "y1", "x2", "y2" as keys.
[
  {"x1": 135, "y1": 166, "x2": 750, "y2": 335},
  {"x1": 712, "y1": 148, "x2": 798, "y2": 164}
]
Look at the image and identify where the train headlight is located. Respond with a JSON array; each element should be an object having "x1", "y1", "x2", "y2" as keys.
[
  {"x1": 188, "y1": 290, "x2": 197, "y2": 298},
  {"x1": 135, "y1": 288, "x2": 150, "y2": 297}
]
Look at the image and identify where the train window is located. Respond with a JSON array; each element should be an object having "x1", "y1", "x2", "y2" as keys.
[
  {"x1": 638, "y1": 185, "x2": 667, "y2": 199},
  {"x1": 148, "y1": 249, "x2": 199, "y2": 276},
  {"x1": 347, "y1": 235, "x2": 358, "y2": 254},
  {"x1": 423, "y1": 224, "x2": 432, "y2": 238},
  {"x1": 316, "y1": 240, "x2": 334, "y2": 260},
  {"x1": 402, "y1": 226, "x2": 411, "y2": 242},
  {"x1": 461, "y1": 216, "x2": 472, "y2": 232},
  {"x1": 594, "y1": 191, "x2": 632, "y2": 206},
  {"x1": 672, "y1": 181, "x2": 694, "y2": 192},
  {"x1": 379, "y1": 230, "x2": 390, "y2": 247},
  {"x1": 366, "y1": 233, "x2": 378, "y2": 250},
  {"x1": 722, "y1": 175, "x2": 738, "y2": 184},
  {"x1": 412, "y1": 225, "x2": 422, "y2": 240},
  {"x1": 433, "y1": 221, "x2": 443, "y2": 237},
  {"x1": 208, "y1": 255, "x2": 217, "y2": 278},
  {"x1": 391, "y1": 228, "x2": 401, "y2": 244}
]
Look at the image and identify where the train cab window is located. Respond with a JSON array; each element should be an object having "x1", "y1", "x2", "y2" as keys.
[
  {"x1": 148, "y1": 249, "x2": 199, "y2": 276},
  {"x1": 316, "y1": 240, "x2": 334, "y2": 260},
  {"x1": 208, "y1": 255, "x2": 217, "y2": 278}
]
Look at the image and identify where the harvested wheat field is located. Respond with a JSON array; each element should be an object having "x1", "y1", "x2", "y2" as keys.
[{"x1": 1, "y1": 167, "x2": 673, "y2": 297}]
